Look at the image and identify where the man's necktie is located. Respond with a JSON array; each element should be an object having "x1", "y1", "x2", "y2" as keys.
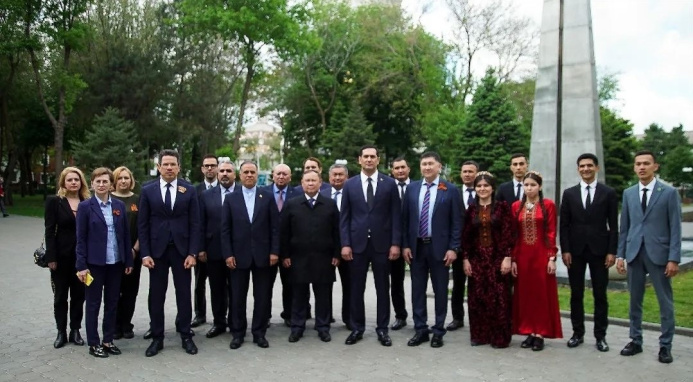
[
  {"x1": 466, "y1": 188, "x2": 475, "y2": 208},
  {"x1": 208, "y1": 184, "x2": 212, "y2": 190},
  {"x1": 366, "y1": 178, "x2": 374, "y2": 209},
  {"x1": 585, "y1": 185, "x2": 592, "y2": 209},
  {"x1": 277, "y1": 189, "x2": 284, "y2": 212},
  {"x1": 333, "y1": 190, "x2": 341, "y2": 201},
  {"x1": 309, "y1": 198, "x2": 315, "y2": 208},
  {"x1": 516, "y1": 183, "x2": 522, "y2": 200},
  {"x1": 223, "y1": 188, "x2": 230, "y2": 203},
  {"x1": 398, "y1": 182, "x2": 406, "y2": 200},
  {"x1": 165, "y1": 183, "x2": 172, "y2": 211},
  {"x1": 419, "y1": 183, "x2": 434, "y2": 237},
  {"x1": 641, "y1": 188, "x2": 648, "y2": 213}
]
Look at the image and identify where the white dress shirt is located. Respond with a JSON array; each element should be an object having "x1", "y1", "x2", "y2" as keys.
[
  {"x1": 360, "y1": 171, "x2": 380, "y2": 201},
  {"x1": 638, "y1": 178, "x2": 657, "y2": 206},
  {"x1": 580, "y1": 180, "x2": 598, "y2": 208},
  {"x1": 159, "y1": 178, "x2": 178, "y2": 209}
]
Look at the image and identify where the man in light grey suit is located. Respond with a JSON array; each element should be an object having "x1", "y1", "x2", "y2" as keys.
[{"x1": 616, "y1": 149, "x2": 681, "y2": 364}]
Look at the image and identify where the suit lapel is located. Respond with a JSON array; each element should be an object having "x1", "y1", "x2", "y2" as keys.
[
  {"x1": 172, "y1": 183, "x2": 189, "y2": 215},
  {"x1": 410, "y1": 181, "x2": 422, "y2": 218},
  {"x1": 643, "y1": 181, "x2": 663, "y2": 219},
  {"x1": 432, "y1": 181, "x2": 445, "y2": 215},
  {"x1": 90, "y1": 198, "x2": 107, "y2": 225},
  {"x1": 251, "y1": 190, "x2": 263, "y2": 223}
]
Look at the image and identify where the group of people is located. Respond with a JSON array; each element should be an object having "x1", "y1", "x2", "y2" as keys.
[{"x1": 44, "y1": 146, "x2": 681, "y2": 364}]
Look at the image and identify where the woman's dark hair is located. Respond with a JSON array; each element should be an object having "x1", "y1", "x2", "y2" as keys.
[
  {"x1": 517, "y1": 171, "x2": 550, "y2": 247},
  {"x1": 472, "y1": 171, "x2": 496, "y2": 226}
]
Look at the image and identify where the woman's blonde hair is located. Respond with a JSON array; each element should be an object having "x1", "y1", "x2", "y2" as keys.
[
  {"x1": 57, "y1": 167, "x2": 91, "y2": 200},
  {"x1": 113, "y1": 166, "x2": 136, "y2": 191}
]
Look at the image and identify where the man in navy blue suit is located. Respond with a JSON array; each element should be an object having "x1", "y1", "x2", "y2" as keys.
[
  {"x1": 266, "y1": 163, "x2": 300, "y2": 327},
  {"x1": 138, "y1": 149, "x2": 201, "y2": 357},
  {"x1": 294, "y1": 157, "x2": 331, "y2": 194},
  {"x1": 222, "y1": 161, "x2": 280, "y2": 350},
  {"x1": 340, "y1": 145, "x2": 401, "y2": 347},
  {"x1": 198, "y1": 159, "x2": 238, "y2": 339},
  {"x1": 402, "y1": 152, "x2": 462, "y2": 348}
]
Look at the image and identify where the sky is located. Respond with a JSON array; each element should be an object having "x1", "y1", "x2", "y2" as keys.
[{"x1": 400, "y1": 0, "x2": 693, "y2": 135}]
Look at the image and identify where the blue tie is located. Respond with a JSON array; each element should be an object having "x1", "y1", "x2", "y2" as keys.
[
  {"x1": 309, "y1": 198, "x2": 315, "y2": 208},
  {"x1": 419, "y1": 183, "x2": 434, "y2": 237},
  {"x1": 165, "y1": 183, "x2": 172, "y2": 211}
]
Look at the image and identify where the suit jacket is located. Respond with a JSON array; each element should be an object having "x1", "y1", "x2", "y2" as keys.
[
  {"x1": 221, "y1": 186, "x2": 280, "y2": 269},
  {"x1": 75, "y1": 197, "x2": 133, "y2": 271},
  {"x1": 559, "y1": 182, "x2": 618, "y2": 257},
  {"x1": 339, "y1": 173, "x2": 402, "y2": 253},
  {"x1": 263, "y1": 184, "x2": 301, "y2": 216},
  {"x1": 496, "y1": 180, "x2": 521, "y2": 204},
  {"x1": 616, "y1": 180, "x2": 682, "y2": 265},
  {"x1": 402, "y1": 180, "x2": 462, "y2": 261},
  {"x1": 199, "y1": 184, "x2": 238, "y2": 260},
  {"x1": 320, "y1": 187, "x2": 343, "y2": 211},
  {"x1": 195, "y1": 181, "x2": 217, "y2": 196},
  {"x1": 138, "y1": 178, "x2": 201, "y2": 259},
  {"x1": 280, "y1": 193, "x2": 340, "y2": 284},
  {"x1": 44, "y1": 195, "x2": 81, "y2": 262}
]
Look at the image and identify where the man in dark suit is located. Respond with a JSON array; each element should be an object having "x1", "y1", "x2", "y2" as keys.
[
  {"x1": 222, "y1": 161, "x2": 280, "y2": 349},
  {"x1": 560, "y1": 153, "x2": 618, "y2": 352},
  {"x1": 191, "y1": 154, "x2": 219, "y2": 328},
  {"x1": 340, "y1": 145, "x2": 401, "y2": 347},
  {"x1": 389, "y1": 156, "x2": 410, "y2": 331},
  {"x1": 293, "y1": 157, "x2": 332, "y2": 193},
  {"x1": 198, "y1": 159, "x2": 238, "y2": 339},
  {"x1": 448, "y1": 160, "x2": 478, "y2": 331},
  {"x1": 616, "y1": 150, "x2": 681, "y2": 364},
  {"x1": 402, "y1": 152, "x2": 462, "y2": 348},
  {"x1": 321, "y1": 163, "x2": 351, "y2": 330},
  {"x1": 266, "y1": 163, "x2": 300, "y2": 327},
  {"x1": 496, "y1": 153, "x2": 528, "y2": 204},
  {"x1": 281, "y1": 170, "x2": 341, "y2": 343},
  {"x1": 138, "y1": 149, "x2": 200, "y2": 357}
]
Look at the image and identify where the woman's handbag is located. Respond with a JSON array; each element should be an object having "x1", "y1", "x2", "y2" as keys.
[{"x1": 34, "y1": 238, "x2": 49, "y2": 268}]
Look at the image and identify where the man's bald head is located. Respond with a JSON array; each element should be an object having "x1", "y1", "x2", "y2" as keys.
[{"x1": 272, "y1": 163, "x2": 292, "y2": 188}]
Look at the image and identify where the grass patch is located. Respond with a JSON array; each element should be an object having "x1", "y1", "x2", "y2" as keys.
[
  {"x1": 557, "y1": 270, "x2": 693, "y2": 328},
  {"x1": 5, "y1": 194, "x2": 47, "y2": 218}
]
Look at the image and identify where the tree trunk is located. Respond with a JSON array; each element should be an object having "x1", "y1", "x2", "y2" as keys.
[{"x1": 232, "y1": 42, "x2": 256, "y2": 155}]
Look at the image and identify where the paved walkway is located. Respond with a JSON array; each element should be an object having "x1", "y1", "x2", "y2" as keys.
[{"x1": 1, "y1": 216, "x2": 691, "y2": 381}]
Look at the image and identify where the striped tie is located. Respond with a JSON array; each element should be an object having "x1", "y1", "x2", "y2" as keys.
[{"x1": 418, "y1": 183, "x2": 434, "y2": 237}]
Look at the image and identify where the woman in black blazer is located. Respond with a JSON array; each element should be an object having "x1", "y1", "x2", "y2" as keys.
[
  {"x1": 45, "y1": 166, "x2": 91, "y2": 349},
  {"x1": 76, "y1": 167, "x2": 133, "y2": 358}
]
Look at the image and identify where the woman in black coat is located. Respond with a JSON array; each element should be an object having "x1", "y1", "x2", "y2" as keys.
[{"x1": 45, "y1": 166, "x2": 91, "y2": 348}]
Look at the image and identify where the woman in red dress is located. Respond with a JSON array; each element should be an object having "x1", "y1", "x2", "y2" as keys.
[
  {"x1": 511, "y1": 171, "x2": 563, "y2": 351},
  {"x1": 462, "y1": 171, "x2": 514, "y2": 348}
]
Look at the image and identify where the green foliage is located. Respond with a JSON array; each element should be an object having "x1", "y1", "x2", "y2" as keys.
[
  {"x1": 640, "y1": 123, "x2": 692, "y2": 183},
  {"x1": 661, "y1": 146, "x2": 693, "y2": 187},
  {"x1": 600, "y1": 106, "x2": 638, "y2": 198},
  {"x1": 319, "y1": 101, "x2": 377, "y2": 175},
  {"x1": 70, "y1": 107, "x2": 147, "y2": 180},
  {"x1": 459, "y1": 68, "x2": 528, "y2": 179}
]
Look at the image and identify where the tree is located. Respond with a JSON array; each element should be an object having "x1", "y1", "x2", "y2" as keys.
[
  {"x1": 319, "y1": 100, "x2": 377, "y2": 175},
  {"x1": 640, "y1": 123, "x2": 692, "y2": 176},
  {"x1": 661, "y1": 146, "x2": 693, "y2": 187},
  {"x1": 70, "y1": 107, "x2": 146, "y2": 180},
  {"x1": 24, "y1": 0, "x2": 90, "y2": 178},
  {"x1": 600, "y1": 106, "x2": 638, "y2": 198},
  {"x1": 459, "y1": 68, "x2": 528, "y2": 179}
]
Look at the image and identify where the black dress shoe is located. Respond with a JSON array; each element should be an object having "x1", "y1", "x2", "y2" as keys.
[
  {"x1": 345, "y1": 323, "x2": 354, "y2": 331},
  {"x1": 89, "y1": 345, "x2": 109, "y2": 358},
  {"x1": 407, "y1": 332, "x2": 430, "y2": 347},
  {"x1": 288, "y1": 333, "x2": 302, "y2": 343},
  {"x1": 567, "y1": 335, "x2": 584, "y2": 348},
  {"x1": 68, "y1": 329, "x2": 85, "y2": 346},
  {"x1": 113, "y1": 330, "x2": 123, "y2": 340},
  {"x1": 344, "y1": 331, "x2": 363, "y2": 345},
  {"x1": 470, "y1": 340, "x2": 487, "y2": 347},
  {"x1": 596, "y1": 338, "x2": 609, "y2": 352},
  {"x1": 284, "y1": 319, "x2": 291, "y2": 327},
  {"x1": 532, "y1": 337, "x2": 545, "y2": 351},
  {"x1": 620, "y1": 341, "x2": 643, "y2": 356},
  {"x1": 206, "y1": 325, "x2": 226, "y2": 338},
  {"x1": 319, "y1": 332, "x2": 331, "y2": 342},
  {"x1": 491, "y1": 343, "x2": 509, "y2": 349},
  {"x1": 377, "y1": 332, "x2": 392, "y2": 347},
  {"x1": 658, "y1": 346, "x2": 673, "y2": 363},
  {"x1": 190, "y1": 316, "x2": 206, "y2": 328},
  {"x1": 390, "y1": 319, "x2": 407, "y2": 331},
  {"x1": 431, "y1": 334, "x2": 444, "y2": 348},
  {"x1": 143, "y1": 329, "x2": 153, "y2": 340},
  {"x1": 330, "y1": 317, "x2": 336, "y2": 323},
  {"x1": 446, "y1": 319, "x2": 464, "y2": 331},
  {"x1": 520, "y1": 335, "x2": 535, "y2": 349},
  {"x1": 54, "y1": 331, "x2": 67, "y2": 349},
  {"x1": 145, "y1": 339, "x2": 163, "y2": 357},
  {"x1": 229, "y1": 337, "x2": 244, "y2": 349},
  {"x1": 122, "y1": 329, "x2": 134, "y2": 339},
  {"x1": 182, "y1": 338, "x2": 198, "y2": 355},
  {"x1": 102, "y1": 343, "x2": 122, "y2": 355},
  {"x1": 253, "y1": 336, "x2": 269, "y2": 348}
]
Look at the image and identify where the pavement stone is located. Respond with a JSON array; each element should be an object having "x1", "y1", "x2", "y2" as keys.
[{"x1": 1, "y1": 215, "x2": 692, "y2": 381}]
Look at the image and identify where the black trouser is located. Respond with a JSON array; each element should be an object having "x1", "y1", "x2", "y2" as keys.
[
  {"x1": 50, "y1": 256, "x2": 85, "y2": 332},
  {"x1": 350, "y1": 239, "x2": 390, "y2": 333},
  {"x1": 332, "y1": 260, "x2": 351, "y2": 325},
  {"x1": 292, "y1": 283, "x2": 332, "y2": 334},
  {"x1": 85, "y1": 263, "x2": 123, "y2": 346},
  {"x1": 568, "y1": 249, "x2": 609, "y2": 339},
  {"x1": 207, "y1": 258, "x2": 232, "y2": 327},
  {"x1": 270, "y1": 264, "x2": 310, "y2": 321},
  {"x1": 230, "y1": 265, "x2": 273, "y2": 339},
  {"x1": 148, "y1": 245, "x2": 193, "y2": 340},
  {"x1": 193, "y1": 260, "x2": 208, "y2": 319},
  {"x1": 116, "y1": 256, "x2": 142, "y2": 332},
  {"x1": 450, "y1": 257, "x2": 466, "y2": 322},
  {"x1": 390, "y1": 255, "x2": 408, "y2": 320}
]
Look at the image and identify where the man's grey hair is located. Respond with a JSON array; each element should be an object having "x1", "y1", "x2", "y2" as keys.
[{"x1": 329, "y1": 163, "x2": 348, "y2": 176}]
